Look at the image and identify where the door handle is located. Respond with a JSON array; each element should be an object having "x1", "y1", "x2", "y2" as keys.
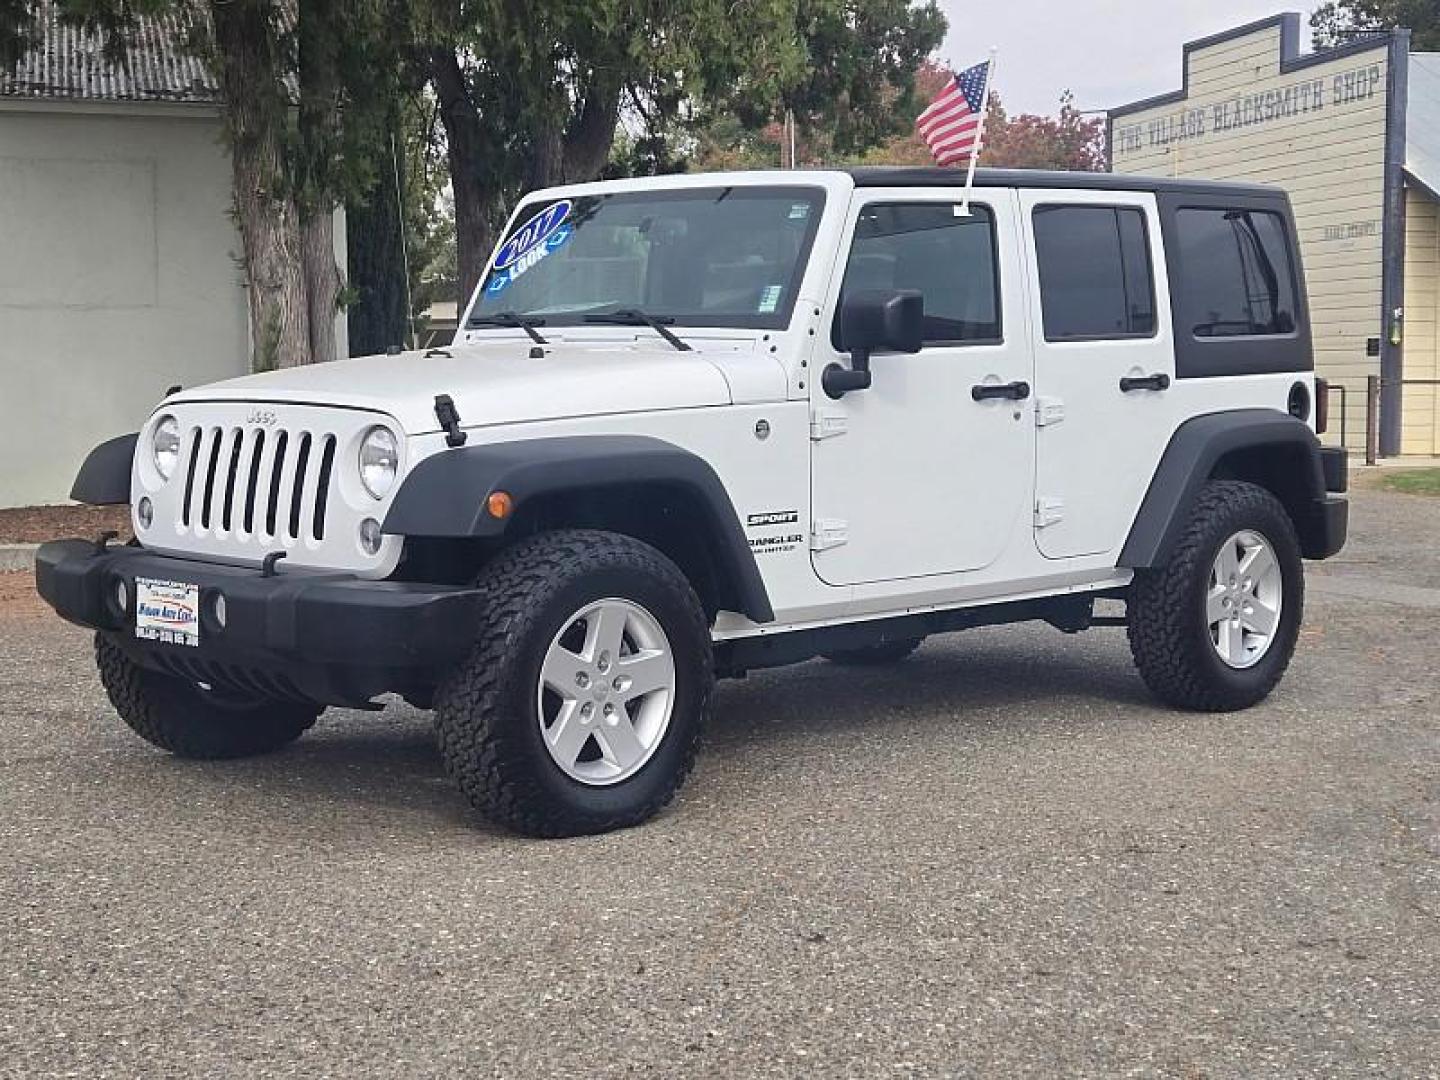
[
  {"x1": 971, "y1": 380, "x2": 1031, "y2": 402},
  {"x1": 1119, "y1": 373, "x2": 1171, "y2": 393}
]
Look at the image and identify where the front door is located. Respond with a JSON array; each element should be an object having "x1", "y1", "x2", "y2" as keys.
[
  {"x1": 809, "y1": 190, "x2": 1034, "y2": 587},
  {"x1": 1020, "y1": 190, "x2": 1176, "y2": 560}
]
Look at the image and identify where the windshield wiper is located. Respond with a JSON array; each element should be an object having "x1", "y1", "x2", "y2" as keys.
[
  {"x1": 583, "y1": 308, "x2": 692, "y2": 352},
  {"x1": 467, "y1": 310, "x2": 549, "y2": 345}
]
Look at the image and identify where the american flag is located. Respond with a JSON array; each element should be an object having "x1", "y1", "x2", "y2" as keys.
[{"x1": 916, "y1": 60, "x2": 991, "y2": 167}]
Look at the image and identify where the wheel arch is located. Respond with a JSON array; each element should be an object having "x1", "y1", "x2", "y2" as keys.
[
  {"x1": 383, "y1": 435, "x2": 774, "y2": 624},
  {"x1": 1120, "y1": 409, "x2": 1327, "y2": 568},
  {"x1": 72, "y1": 432, "x2": 138, "y2": 505}
]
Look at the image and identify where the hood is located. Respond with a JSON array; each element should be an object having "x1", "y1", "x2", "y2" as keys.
[{"x1": 166, "y1": 339, "x2": 740, "y2": 434}]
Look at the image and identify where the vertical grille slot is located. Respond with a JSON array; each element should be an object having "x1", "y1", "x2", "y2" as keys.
[
  {"x1": 243, "y1": 429, "x2": 266, "y2": 534},
  {"x1": 312, "y1": 435, "x2": 337, "y2": 541},
  {"x1": 181, "y1": 427, "x2": 203, "y2": 526},
  {"x1": 221, "y1": 428, "x2": 244, "y2": 532},
  {"x1": 265, "y1": 431, "x2": 289, "y2": 539},
  {"x1": 199, "y1": 428, "x2": 223, "y2": 529},
  {"x1": 287, "y1": 433, "x2": 313, "y2": 540}
]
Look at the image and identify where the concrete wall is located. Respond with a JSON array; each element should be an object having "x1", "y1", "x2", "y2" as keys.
[
  {"x1": 0, "y1": 103, "x2": 249, "y2": 507},
  {"x1": 1109, "y1": 20, "x2": 1398, "y2": 452}
]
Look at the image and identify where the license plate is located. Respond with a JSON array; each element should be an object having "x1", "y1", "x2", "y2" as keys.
[{"x1": 134, "y1": 577, "x2": 201, "y2": 647}]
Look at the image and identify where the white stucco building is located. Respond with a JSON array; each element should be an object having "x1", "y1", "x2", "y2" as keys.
[{"x1": 1, "y1": 4, "x2": 346, "y2": 508}]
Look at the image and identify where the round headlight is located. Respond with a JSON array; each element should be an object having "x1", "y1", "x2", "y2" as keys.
[
  {"x1": 359, "y1": 426, "x2": 399, "y2": 499},
  {"x1": 152, "y1": 416, "x2": 181, "y2": 481}
]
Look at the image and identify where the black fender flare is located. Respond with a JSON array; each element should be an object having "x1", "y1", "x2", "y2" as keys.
[
  {"x1": 71, "y1": 433, "x2": 138, "y2": 505},
  {"x1": 383, "y1": 435, "x2": 774, "y2": 623},
  {"x1": 1119, "y1": 409, "x2": 1327, "y2": 569}
]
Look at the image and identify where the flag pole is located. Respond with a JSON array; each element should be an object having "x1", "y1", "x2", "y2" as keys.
[{"x1": 957, "y1": 46, "x2": 998, "y2": 217}]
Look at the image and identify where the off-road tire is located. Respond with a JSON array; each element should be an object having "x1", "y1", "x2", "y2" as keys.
[
  {"x1": 1127, "y1": 480, "x2": 1304, "y2": 712},
  {"x1": 95, "y1": 634, "x2": 320, "y2": 758},
  {"x1": 433, "y1": 529, "x2": 714, "y2": 838},
  {"x1": 822, "y1": 638, "x2": 924, "y2": 666}
]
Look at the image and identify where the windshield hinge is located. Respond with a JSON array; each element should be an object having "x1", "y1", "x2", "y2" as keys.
[
  {"x1": 809, "y1": 410, "x2": 848, "y2": 441},
  {"x1": 810, "y1": 518, "x2": 849, "y2": 551}
]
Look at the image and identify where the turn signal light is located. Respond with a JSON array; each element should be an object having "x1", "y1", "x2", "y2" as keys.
[{"x1": 487, "y1": 491, "x2": 514, "y2": 519}]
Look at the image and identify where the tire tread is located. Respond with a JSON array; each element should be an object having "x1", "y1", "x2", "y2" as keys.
[
  {"x1": 432, "y1": 529, "x2": 713, "y2": 837},
  {"x1": 1127, "y1": 480, "x2": 1302, "y2": 712}
]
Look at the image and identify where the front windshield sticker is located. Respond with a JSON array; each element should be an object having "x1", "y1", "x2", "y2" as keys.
[
  {"x1": 486, "y1": 214, "x2": 574, "y2": 297},
  {"x1": 758, "y1": 285, "x2": 783, "y2": 314},
  {"x1": 493, "y1": 200, "x2": 572, "y2": 270},
  {"x1": 788, "y1": 203, "x2": 810, "y2": 220}
]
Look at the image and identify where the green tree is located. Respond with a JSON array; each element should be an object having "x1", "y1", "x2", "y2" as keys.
[
  {"x1": 2, "y1": 0, "x2": 409, "y2": 369},
  {"x1": 1312, "y1": 0, "x2": 1440, "y2": 49},
  {"x1": 346, "y1": 95, "x2": 453, "y2": 355},
  {"x1": 421, "y1": 0, "x2": 945, "y2": 303},
  {"x1": 855, "y1": 62, "x2": 1105, "y2": 171}
]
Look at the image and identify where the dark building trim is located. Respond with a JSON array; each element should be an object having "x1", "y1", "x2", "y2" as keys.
[
  {"x1": 1108, "y1": 12, "x2": 1391, "y2": 120},
  {"x1": 1379, "y1": 29, "x2": 1411, "y2": 456}
]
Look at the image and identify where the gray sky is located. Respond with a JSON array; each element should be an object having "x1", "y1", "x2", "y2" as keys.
[{"x1": 936, "y1": 2, "x2": 1315, "y2": 116}]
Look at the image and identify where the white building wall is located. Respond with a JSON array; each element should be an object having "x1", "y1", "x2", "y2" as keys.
[{"x1": 0, "y1": 103, "x2": 249, "y2": 507}]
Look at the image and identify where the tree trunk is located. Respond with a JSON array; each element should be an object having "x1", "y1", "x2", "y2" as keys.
[
  {"x1": 208, "y1": 0, "x2": 310, "y2": 371},
  {"x1": 431, "y1": 49, "x2": 496, "y2": 306},
  {"x1": 296, "y1": 0, "x2": 343, "y2": 363},
  {"x1": 300, "y1": 212, "x2": 341, "y2": 363}
]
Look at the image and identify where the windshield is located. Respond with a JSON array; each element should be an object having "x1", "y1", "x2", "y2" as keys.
[{"x1": 470, "y1": 186, "x2": 826, "y2": 331}]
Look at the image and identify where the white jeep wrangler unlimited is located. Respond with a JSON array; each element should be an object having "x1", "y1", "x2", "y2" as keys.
[{"x1": 38, "y1": 168, "x2": 1348, "y2": 836}]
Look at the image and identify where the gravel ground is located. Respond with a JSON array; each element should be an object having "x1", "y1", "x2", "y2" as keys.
[{"x1": 2, "y1": 487, "x2": 1437, "y2": 1078}]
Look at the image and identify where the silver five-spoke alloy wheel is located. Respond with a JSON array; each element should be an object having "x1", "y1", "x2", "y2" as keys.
[
  {"x1": 537, "y1": 598, "x2": 676, "y2": 785},
  {"x1": 1206, "y1": 529, "x2": 1283, "y2": 670}
]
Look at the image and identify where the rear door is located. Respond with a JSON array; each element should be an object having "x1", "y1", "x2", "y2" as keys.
[{"x1": 1020, "y1": 190, "x2": 1177, "y2": 560}]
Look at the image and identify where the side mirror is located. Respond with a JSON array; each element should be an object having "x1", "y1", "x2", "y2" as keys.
[{"x1": 825, "y1": 289, "x2": 924, "y2": 399}]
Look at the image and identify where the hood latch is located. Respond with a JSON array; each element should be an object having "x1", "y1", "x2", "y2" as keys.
[{"x1": 434, "y1": 394, "x2": 467, "y2": 448}]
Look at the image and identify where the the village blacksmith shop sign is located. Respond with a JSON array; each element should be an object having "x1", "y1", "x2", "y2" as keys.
[{"x1": 1112, "y1": 62, "x2": 1383, "y2": 154}]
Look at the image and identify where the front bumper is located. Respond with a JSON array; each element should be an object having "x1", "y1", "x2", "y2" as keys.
[{"x1": 35, "y1": 539, "x2": 483, "y2": 706}]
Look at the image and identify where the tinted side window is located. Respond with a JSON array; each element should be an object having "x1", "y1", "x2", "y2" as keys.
[
  {"x1": 1175, "y1": 208, "x2": 1297, "y2": 338},
  {"x1": 833, "y1": 203, "x2": 1001, "y2": 347},
  {"x1": 1033, "y1": 205, "x2": 1156, "y2": 340}
]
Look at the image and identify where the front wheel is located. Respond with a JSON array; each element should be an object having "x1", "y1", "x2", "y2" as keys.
[
  {"x1": 433, "y1": 530, "x2": 713, "y2": 837},
  {"x1": 95, "y1": 635, "x2": 319, "y2": 758},
  {"x1": 1127, "y1": 480, "x2": 1304, "y2": 711}
]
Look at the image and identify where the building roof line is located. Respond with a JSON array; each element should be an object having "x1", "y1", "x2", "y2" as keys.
[
  {"x1": 0, "y1": 0, "x2": 219, "y2": 105},
  {"x1": 1108, "y1": 11, "x2": 1396, "y2": 121}
]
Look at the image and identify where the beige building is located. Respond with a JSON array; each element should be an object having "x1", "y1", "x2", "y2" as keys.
[
  {"x1": 0, "y1": 3, "x2": 345, "y2": 508},
  {"x1": 1108, "y1": 13, "x2": 1440, "y2": 456}
]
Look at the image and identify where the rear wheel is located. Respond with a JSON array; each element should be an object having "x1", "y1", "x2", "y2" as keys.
[
  {"x1": 1127, "y1": 480, "x2": 1303, "y2": 711},
  {"x1": 95, "y1": 635, "x2": 319, "y2": 758},
  {"x1": 433, "y1": 530, "x2": 713, "y2": 837}
]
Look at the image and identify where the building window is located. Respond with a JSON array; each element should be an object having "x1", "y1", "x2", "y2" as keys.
[
  {"x1": 833, "y1": 203, "x2": 1001, "y2": 348},
  {"x1": 1032, "y1": 205, "x2": 1157, "y2": 341},
  {"x1": 1175, "y1": 208, "x2": 1298, "y2": 338}
]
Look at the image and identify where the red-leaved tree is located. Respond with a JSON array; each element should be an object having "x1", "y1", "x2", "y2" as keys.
[{"x1": 859, "y1": 60, "x2": 1105, "y2": 170}]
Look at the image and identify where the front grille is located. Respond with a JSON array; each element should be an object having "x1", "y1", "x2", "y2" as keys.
[{"x1": 178, "y1": 423, "x2": 339, "y2": 546}]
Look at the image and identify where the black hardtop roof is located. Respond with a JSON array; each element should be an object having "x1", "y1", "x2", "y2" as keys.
[{"x1": 843, "y1": 166, "x2": 1282, "y2": 200}]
